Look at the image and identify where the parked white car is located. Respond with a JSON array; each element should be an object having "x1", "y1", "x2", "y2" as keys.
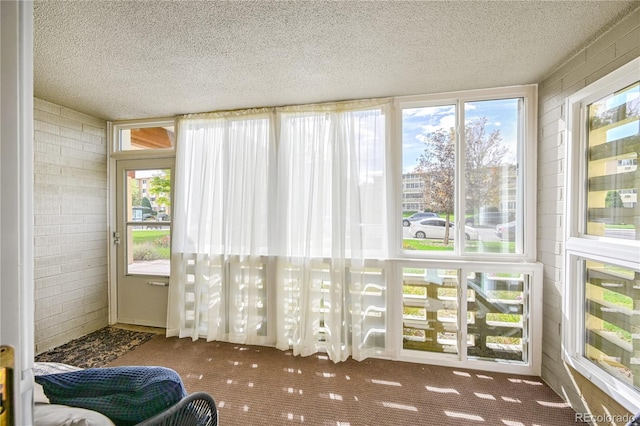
[
  {"x1": 402, "y1": 211, "x2": 439, "y2": 227},
  {"x1": 409, "y1": 218, "x2": 480, "y2": 241}
]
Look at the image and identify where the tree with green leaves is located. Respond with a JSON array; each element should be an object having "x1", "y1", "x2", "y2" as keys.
[
  {"x1": 129, "y1": 177, "x2": 142, "y2": 207},
  {"x1": 605, "y1": 190, "x2": 624, "y2": 208},
  {"x1": 150, "y1": 170, "x2": 171, "y2": 210},
  {"x1": 141, "y1": 196, "x2": 154, "y2": 217}
]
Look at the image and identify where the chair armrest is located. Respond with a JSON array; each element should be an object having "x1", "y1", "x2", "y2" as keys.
[{"x1": 135, "y1": 391, "x2": 217, "y2": 426}]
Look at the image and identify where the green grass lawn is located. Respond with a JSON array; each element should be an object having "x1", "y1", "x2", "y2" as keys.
[
  {"x1": 132, "y1": 229, "x2": 170, "y2": 243},
  {"x1": 403, "y1": 239, "x2": 514, "y2": 253},
  {"x1": 605, "y1": 224, "x2": 636, "y2": 229},
  {"x1": 403, "y1": 239, "x2": 454, "y2": 251},
  {"x1": 132, "y1": 229, "x2": 170, "y2": 260}
]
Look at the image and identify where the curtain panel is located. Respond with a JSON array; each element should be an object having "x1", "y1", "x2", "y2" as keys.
[
  {"x1": 167, "y1": 101, "x2": 390, "y2": 362},
  {"x1": 167, "y1": 114, "x2": 274, "y2": 345}
]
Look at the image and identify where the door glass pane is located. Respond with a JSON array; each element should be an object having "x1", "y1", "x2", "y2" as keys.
[
  {"x1": 586, "y1": 82, "x2": 639, "y2": 239},
  {"x1": 402, "y1": 268, "x2": 465, "y2": 354},
  {"x1": 126, "y1": 168, "x2": 171, "y2": 276},
  {"x1": 467, "y1": 272, "x2": 528, "y2": 363},
  {"x1": 402, "y1": 105, "x2": 457, "y2": 252},
  {"x1": 464, "y1": 98, "x2": 522, "y2": 254},
  {"x1": 119, "y1": 125, "x2": 175, "y2": 151}
]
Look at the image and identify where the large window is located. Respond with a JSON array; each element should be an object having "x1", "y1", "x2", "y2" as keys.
[
  {"x1": 395, "y1": 86, "x2": 539, "y2": 374},
  {"x1": 111, "y1": 87, "x2": 540, "y2": 375},
  {"x1": 399, "y1": 87, "x2": 533, "y2": 258},
  {"x1": 565, "y1": 57, "x2": 640, "y2": 412}
]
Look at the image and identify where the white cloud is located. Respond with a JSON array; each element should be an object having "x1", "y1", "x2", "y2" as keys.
[
  {"x1": 403, "y1": 105, "x2": 455, "y2": 118},
  {"x1": 418, "y1": 114, "x2": 456, "y2": 136}
]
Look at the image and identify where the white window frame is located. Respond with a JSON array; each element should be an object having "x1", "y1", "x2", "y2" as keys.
[
  {"x1": 564, "y1": 57, "x2": 640, "y2": 413},
  {"x1": 393, "y1": 260, "x2": 543, "y2": 376},
  {"x1": 389, "y1": 85, "x2": 541, "y2": 376},
  {"x1": 109, "y1": 117, "x2": 177, "y2": 158},
  {"x1": 393, "y1": 85, "x2": 538, "y2": 262}
]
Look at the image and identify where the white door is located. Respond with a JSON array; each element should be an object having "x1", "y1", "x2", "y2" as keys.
[{"x1": 115, "y1": 158, "x2": 174, "y2": 327}]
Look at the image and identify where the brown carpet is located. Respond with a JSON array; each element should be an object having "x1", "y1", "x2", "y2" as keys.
[{"x1": 107, "y1": 335, "x2": 583, "y2": 426}]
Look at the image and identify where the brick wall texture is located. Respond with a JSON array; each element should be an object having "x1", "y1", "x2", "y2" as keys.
[
  {"x1": 537, "y1": 6, "x2": 640, "y2": 419},
  {"x1": 33, "y1": 98, "x2": 109, "y2": 354}
]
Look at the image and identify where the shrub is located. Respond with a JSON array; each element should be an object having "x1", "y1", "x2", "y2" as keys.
[
  {"x1": 133, "y1": 242, "x2": 163, "y2": 261},
  {"x1": 154, "y1": 235, "x2": 171, "y2": 248}
]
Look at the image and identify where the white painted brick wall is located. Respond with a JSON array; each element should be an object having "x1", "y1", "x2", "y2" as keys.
[
  {"x1": 537, "y1": 6, "x2": 640, "y2": 414},
  {"x1": 33, "y1": 98, "x2": 109, "y2": 354}
]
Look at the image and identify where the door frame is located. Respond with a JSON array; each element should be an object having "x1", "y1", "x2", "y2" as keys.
[
  {"x1": 114, "y1": 158, "x2": 174, "y2": 327},
  {"x1": 107, "y1": 118, "x2": 176, "y2": 326}
]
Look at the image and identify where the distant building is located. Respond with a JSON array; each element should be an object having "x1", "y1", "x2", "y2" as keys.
[
  {"x1": 496, "y1": 164, "x2": 518, "y2": 213},
  {"x1": 402, "y1": 172, "x2": 426, "y2": 212},
  {"x1": 127, "y1": 170, "x2": 171, "y2": 220},
  {"x1": 404, "y1": 165, "x2": 519, "y2": 215}
]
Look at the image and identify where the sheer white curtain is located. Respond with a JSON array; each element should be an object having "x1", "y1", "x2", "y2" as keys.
[
  {"x1": 275, "y1": 102, "x2": 389, "y2": 361},
  {"x1": 167, "y1": 110, "x2": 274, "y2": 345},
  {"x1": 167, "y1": 101, "x2": 390, "y2": 362}
]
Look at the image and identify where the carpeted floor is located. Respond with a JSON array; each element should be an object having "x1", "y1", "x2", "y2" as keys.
[
  {"x1": 35, "y1": 326, "x2": 156, "y2": 368},
  {"x1": 103, "y1": 335, "x2": 584, "y2": 426}
]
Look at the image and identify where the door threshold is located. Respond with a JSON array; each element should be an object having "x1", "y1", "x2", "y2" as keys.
[{"x1": 112, "y1": 323, "x2": 166, "y2": 335}]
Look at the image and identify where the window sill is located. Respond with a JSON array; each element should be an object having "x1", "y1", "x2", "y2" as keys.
[{"x1": 563, "y1": 352, "x2": 640, "y2": 414}]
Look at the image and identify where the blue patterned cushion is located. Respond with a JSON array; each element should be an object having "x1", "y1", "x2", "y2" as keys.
[{"x1": 35, "y1": 366, "x2": 187, "y2": 426}]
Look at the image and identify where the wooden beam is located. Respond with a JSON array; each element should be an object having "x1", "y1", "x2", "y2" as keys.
[{"x1": 131, "y1": 127, "x2": 174, "y2": 149}]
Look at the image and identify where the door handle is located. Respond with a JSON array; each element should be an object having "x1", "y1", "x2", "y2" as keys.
[{"x1": 147, "y1": 281, "x2": 169, "y2": 287}]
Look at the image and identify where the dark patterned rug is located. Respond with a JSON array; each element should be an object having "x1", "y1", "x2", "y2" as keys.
[{"x1": 35, "y1": 326, "x2": 156, "y2": 368}]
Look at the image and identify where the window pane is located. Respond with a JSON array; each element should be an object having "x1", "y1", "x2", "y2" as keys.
[
  {"x1": 402, "y1": 105, "x2": 457, "y2": 252},
  {"x1": 126, "y1": 168, "x2": 171, "y2": 275},
  {"x1": 120, "y1": 125, "x2": 175, "y2": 151},
  {"x1": 402, "y1": 268, "x2": 465, "y2": 354},
  {"x1": 464, "y1": 99, "x2": 522, "y2": 254},
  {"x1": 467, "y1": 272, "x2": 528, "y2": 363},
  {"x1": 127, "y1": 224, "x2": 170, "y2": 275},
  {"x1": 586, "y1": 82, "x2": 639, "y2": 239},
  {"x1": 583, "y1": 260, "x2": 639, "y2": 392}
]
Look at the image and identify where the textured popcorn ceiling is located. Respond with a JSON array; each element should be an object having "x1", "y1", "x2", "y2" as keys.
[{"x1": 34, "y1": 1, "x2": 639, "y2": 121}]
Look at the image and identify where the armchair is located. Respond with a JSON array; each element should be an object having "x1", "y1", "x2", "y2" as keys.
[{"x1": 136, "y1": 391, "x2": 217, "y2": 426}]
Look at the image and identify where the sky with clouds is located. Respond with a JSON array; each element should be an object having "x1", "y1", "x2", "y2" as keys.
[{"x1": 402, "y1": 98, "x2": 520, "y2": 173}]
